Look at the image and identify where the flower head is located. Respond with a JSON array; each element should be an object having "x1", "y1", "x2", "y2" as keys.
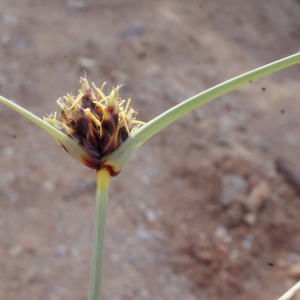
[
  {"x1": 44, "y1": 78, "x2": 144, "y2": 171},
  {"x1": 1, "y1": 54, "x2": 299, "y2": 175}
]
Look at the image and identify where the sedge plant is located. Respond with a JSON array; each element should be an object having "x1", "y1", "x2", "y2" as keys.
[{"x1": 0, "y1": 53, "x2": 300, "y2": 300}]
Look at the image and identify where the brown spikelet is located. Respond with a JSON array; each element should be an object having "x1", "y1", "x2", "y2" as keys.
[{"x1": 44, "y1": 78, "x2": 145, "y2": 169}]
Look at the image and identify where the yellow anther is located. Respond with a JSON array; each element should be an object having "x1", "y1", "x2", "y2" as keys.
[
  {"x1": 64, "y1": 94, "x2": 76, "y2": 106},
  {"x1": 100, "y1": 82, "x2": 106, "y2": 90},
  {"x1": 63, "y1": 96, "x2": 70, "y2": 105},
  {"x1": 84, "y1": 108, "x2": 101, "y2": 127},
  {"x1": 92, "y1": 82, "x2": 107, "y2": 101},
  {"x1": 80, "y1": 77, "x2": 90, "y2": 92},
  {"x1": 124, "y1": 99, "x2": 131, "y2": 115},
  {"x1": 133, "y1": 120, "x2": 146, "y2": 125},
  {"x1": 119, "y1": 100, "x2": 125, "y2": 108},
  {"x1": 120, "y1": 114, "x2": 131, "y2": 136},
  {"x1": 93, "y1": 101, "x2": 106, "y2": 111},
  {"x1": 70, "y1": 92, "x2": 84, "y2": 109}
]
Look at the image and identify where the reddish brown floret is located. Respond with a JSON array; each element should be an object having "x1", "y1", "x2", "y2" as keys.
[{"x1": 44, "y1": 78, "x2": 144, "y2": 171}]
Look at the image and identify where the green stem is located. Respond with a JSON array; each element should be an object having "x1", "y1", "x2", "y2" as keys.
[
  {"x1": 132, "y1": 52, "x2": 300, "y2": 146},
  {"x1": 104, "y1": 52, "x2": 300, "y2": 173},
  {"x1": 88, "y1": 168, "x2": 111, "y2": 300},
  {"x1": 0, "y1": 95, "x2": 65, "y2": 140},
  {"x1": 0, "y1": 95, "x2": 93, "y2": 165}
]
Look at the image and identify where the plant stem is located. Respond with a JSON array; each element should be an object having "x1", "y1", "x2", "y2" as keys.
[
  {"x1": 132, "y1": 52, "x2": 300, "y2": 146},
  {"x1": 278, "y1": 280, "x2": 300, "y2": 300},
  {"x1": 88, "y1": 167, "x2": 111, "y2": 300},
  {"x1": 0, "y1": 95, "x2": 93, "y2": 166},
  {"x1": 104, "y1": 52, "x2": 300, "y2": 173}
]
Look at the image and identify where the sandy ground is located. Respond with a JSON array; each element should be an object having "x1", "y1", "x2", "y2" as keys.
[{"x1": 0, "y1": 0, "x2": 300, "y2": 299}]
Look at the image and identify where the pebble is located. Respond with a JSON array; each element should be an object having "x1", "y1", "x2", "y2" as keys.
[
  {"x1": 42, "y1": 180, "x2": 54, "y2": 192},
  {"x1": 141, "y1": 174, "x2": 150, "y2": 184},
  {"x1": 2, "y1": 13, "x2": 18, "y2": 25},
  {"x1": 214, "y1": 226, "x2": 232, "y2": 243},
  {"x1": 244, "y1": 213, "x2": 257, "y2": 225},
  {"x1": 140, "y1": 289, "x2": 149, "y2": 298},
  {"x1": 193, "y1": 250, "x2": 214, "y2": 262},
  {"x1": 146, "y1": 209, "x2": 156, "y2": 222},
  {"x1": 288, "y1": 264, "x2": 300, "y2": 278},
  {"x1": 2, "y1": 147, "x2": 14, "y2": 157},
  {"x1": 220, "y1": 173, "x2": 248, "y2": 206},
  {"x1": 110, "y1": 253, "x2": 119, "y2": 262},
  {"x1": 242, "y1": 233, "x2": 254, "y2": 249},
  {"x1": 136, "y1": 225, "x2": 152, "y2": 242},
  {"x1": 1, "y1": 33, "x2": 10, "y2": 45},
  {"x1": 229, "y1": 248, "x2": 240, "y2": 263},
  {"x1": 245, "y1": 181, "x2": 270, "y2": 211},
  {"x1": 17, "y1": 40, "x2": 26, "y2": 49}
]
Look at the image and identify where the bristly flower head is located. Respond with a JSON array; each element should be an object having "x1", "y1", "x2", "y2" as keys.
[{"x1": 44, "y1": 78, "x2": 144, "y2": 171}]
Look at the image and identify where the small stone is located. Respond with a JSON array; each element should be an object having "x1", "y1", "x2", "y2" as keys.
[
  {"x1": 214, "y1": 226, "x2": 232, "y2": 243},
  {"x1": 276, "y1": 259, "x2": 288, "y2": 268},
  {"x1": 3, "y1": 13, "x2": 18, "y2": 25},
  {"x1": 110, "y1": 253, "x2": 119, "y2": 262},
  {"x1": 17, "y1": 40, "x2": 26, "y2": 49},
  {"x1": 42, "y1": 180, "x2": 54, "y2": 192},
  {"x1": 146, "y1": 209, "x2": 156, "y2": 222},
  {"x1": 2, "y1": 147, "x2": 14, "y2": 157},
  {"x1": 242, "y1": 233, "x2": 254, "y2": 249},
  {"x1": 220, "y1": 173, "x2": 248, "y2": 206},
  {"x1": 288, "y1": 264, "x2": 300, "y2": 278},
  {"x1": 1, "y1": 33, "x2": 10, "y2": 45},
  {"x1": 229, "y1": 248, "x2": 240, "y2": 263},
  {"x1": 141, "y1": 289, "x2": 149, "y2": 298},
  {"x1": 246, "y1": 181, "x2": 270, "y2": 211},
  {"x1": 136, "y1": 225, "x2": 152, "y2": 242},
  {"x1": 244, "y1": 213, "x2": 257, "y2": 225},
  {"x1": 194, "y1": 250, "x2": 214, "y2": 262},
  {"x1": 141, "y1": 174, "x2": 150, "y2": 184}
]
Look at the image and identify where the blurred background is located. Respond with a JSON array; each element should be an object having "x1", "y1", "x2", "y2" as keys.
[{"x1": 0, "y1": 0, "x2": 300, "y2": 299}]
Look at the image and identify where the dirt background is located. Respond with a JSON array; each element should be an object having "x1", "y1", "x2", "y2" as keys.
[{"x1": 0, "y1": 0, "x2": 300, "y2": 299}]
